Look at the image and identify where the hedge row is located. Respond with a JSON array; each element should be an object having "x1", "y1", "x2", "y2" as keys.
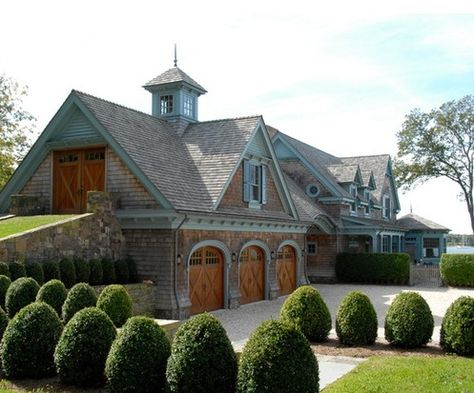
[
  {"x1": 440, "y1": 254, "x2": 474, "y2": 287},
  {"x1": 0, "y1": 258, "x2": 138, "y2": 289},
  {"x1": 336, "y1": 253, "x2": 410, "y2": 284}
]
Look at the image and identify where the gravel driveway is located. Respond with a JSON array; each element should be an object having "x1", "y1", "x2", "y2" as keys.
[{"x1": 212, "y1": 284, "x2": 474, "y2": 349}]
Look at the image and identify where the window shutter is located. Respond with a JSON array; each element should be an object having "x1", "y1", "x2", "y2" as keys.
[
  {"x1": 261, "y1": 165, "x2": 267, "y2": 204},
  {"x1": 243, "y1": 160, "x2": 251, "y2": 202}
]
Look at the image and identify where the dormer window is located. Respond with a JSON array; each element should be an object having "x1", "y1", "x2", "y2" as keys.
[
  {"x1": 243, "y1": 160, "x2": 267, "y2": 205},
  {"x1": 383, "y1": 195, "x2": 391, "y2": 219},
  {"x1": 160, "y1": 95, "x2": 173, "y2": 114},
  {"x1": 349, "y1": 184, "x2": 357, "y2": 214},
  {"x1": 364, "y1": 189, "x2": 371, "y2": 215},
  {"x1": 183, "y1": 94, "x2": 194, "y2": 117}
]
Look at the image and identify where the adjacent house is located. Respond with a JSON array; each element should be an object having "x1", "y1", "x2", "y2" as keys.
[{"x1": 0, "y1": 64, "x2": 449, "y2": 317}]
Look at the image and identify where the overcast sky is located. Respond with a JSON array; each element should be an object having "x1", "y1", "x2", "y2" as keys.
[{"x1": 2, "y1": 1, "x2": 474, "y2": 233}]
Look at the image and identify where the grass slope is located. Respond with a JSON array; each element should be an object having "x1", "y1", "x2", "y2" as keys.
[
  {"x1": 0, "y1": 215, "x2": 76, "y2": 239},
  {"x1": 323, "y1": 356, "x2": 474, "y2": 393}
]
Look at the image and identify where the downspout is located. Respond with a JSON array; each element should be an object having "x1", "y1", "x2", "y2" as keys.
[{"x1": 173, "y1": 214, "x2": 188, "y2": 319}]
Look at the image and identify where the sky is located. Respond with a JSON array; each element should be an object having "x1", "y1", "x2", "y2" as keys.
[{"x1": 1, "y1": 1, "x2": 474, "y2": 233}]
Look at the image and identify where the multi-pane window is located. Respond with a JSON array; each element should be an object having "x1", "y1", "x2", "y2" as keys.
[
  {"x1": 364, "y1": 190, "x2": 371, "y2": 215},
  {"x1": 382, "y1": 235, "x2": 390, "y2": 253},
  {"x1": 383, "y1": 196, "x2": 391, "y2": 219},
  {"x1": 307, "y1": 242, "x2": 317, "y2": 255},
  {"x1": 243, "y1": 160, "x2": 267, "y2": 204},
  {"x1": 249, "y1": 163, "x2": 261, "y2": 201},
  {"x1": 160, "y1": 95, "x2": 173, "y2": 114},
  {"x1": 183, "y1": 94, "x2": 194, "y2": 117},
  {"x1": 350, "y1": 184, "x2": 357, "y2": 213},
  {"x1": 423, "y1": 238, "x2": 440, "y2": 258}
]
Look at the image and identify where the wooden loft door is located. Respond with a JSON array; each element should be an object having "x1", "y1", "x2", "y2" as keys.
[{"x1": 53, "y1": 148, "x2": 105, "y2": 214}]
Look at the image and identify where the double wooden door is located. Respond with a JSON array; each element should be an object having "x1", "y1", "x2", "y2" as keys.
[
  {"x1": 53, "y1": 148, "x2": 105, "y2": 213},
  {"x1": 239, "y1": 246, "x2": 265, "y2": 304},
  {"x1": 277, "y1": 246, "x2": 296, "y2": 295}
]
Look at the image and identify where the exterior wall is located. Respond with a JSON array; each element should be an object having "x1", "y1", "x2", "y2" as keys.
[
  {"x1": 404, "y1": 230, "x2": 447, "y2": 265},
  {"x1": 306, "y1": 234, "x2": 338, "y2": 282},
  {"x1": 94, "y1": 283, "x2": 156, "y2": 316},
  {"x1": 18, "y1": 153, "x2": 52, "y2": 213},
  {"x1": 340, "y1": 235, "x2": 371, "y2": 253},
  {"x1": 106, "y1": 149, "x2": 160, "y2": 209}
]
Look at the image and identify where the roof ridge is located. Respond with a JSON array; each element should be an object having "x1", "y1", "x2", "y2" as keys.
[
  {"x1": 194, "y1": 115, "x2": 263, "y2": 124},
  {"x1": 339, "y1": 154, "x2": 390, "y2": 159}
]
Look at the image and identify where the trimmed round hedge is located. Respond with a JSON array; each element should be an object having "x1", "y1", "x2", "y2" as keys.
[
  {"x1": 0, "y1": 262, "x2": 10, "y2": 278},
  {"x1": 43, "y1": 261, "x2": 61, "y2": 282},
  {"x1": 106, "y1": 316, "x2": 171, "y2": 393},
  {"x1": 440, "y1": 254, "x2": 474, "y2": 287},
  {"x1": 59, "y1": 258, "x2": 76, "y2": 288},
  {"x1": 0, "y1": 302, "x2": 62, "y2": 379},
  {"x1": 26, "y1": 262, "x2": 44, "y2": 286},
  {"x1": 440, "y1": 296, "x2": 474, "y2": 356},
  {"x1": 74, "y1": 258, "x2": 90, "y2": 283},
  {"x1": 114, "y1": 260, "x2": 130, "y2": 284},
  {"x1": 97, "y1": 285, "x2": 132, "y2": 327},
  {"x1": 0, "y1": 275, "x2": 11, "y2": 309},
  {"x1": 36, "y1": 279, "x2": 68, "y2": 316},
  {"x1": 336, "y1": 291, "x2": 377, "y2": 346},
  {"x1": 62, "y1": 283, "x2": 98, "y2": 323},
  {"x1": 280, "y1": 285, "x2": 331, "y2": 342},
  {"x1": 9, "y1": 262, "x2": 26, "y2": 281},
  {"x1": 384, "y1": 291, "x2": 434, "y2": 348},
  {"x1": 5, "y1": 277, "x2": 40, "y2": 318},
  {"x1": 166, "y1": 313, "x2": 237, "y2": 393},
  {"x1": 101, "y1": 258, "x2": 116, "y2": 285},
  {"x1": 54, "y1": 307, "x2": 117, "y2": 387},
  {"x1": 237, "y1": 320, "x2": 319, "y2": 393},
  {"x1": 0, "y1": 306, "x2": 9, "y2": 342},
  {"x1": 89, "y1": 259, "x2": 103, "y2": 285}
]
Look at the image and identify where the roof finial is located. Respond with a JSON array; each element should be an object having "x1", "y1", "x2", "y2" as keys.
[
  {"x1": 410, "y1": 202, "x2": 413, "y2": 214},
  {"x1": 174, "y1": 43, "x2": 177, "y2": 67}
]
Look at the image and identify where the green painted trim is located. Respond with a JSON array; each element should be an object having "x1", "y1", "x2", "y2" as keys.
[{"x1": 46, "y1": 137, "x2": 105, "y2": 149}]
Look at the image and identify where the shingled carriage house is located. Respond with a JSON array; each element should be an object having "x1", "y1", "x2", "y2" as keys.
[{"x1": 0, "y1": 63, "x2": 448, "y2": 318}]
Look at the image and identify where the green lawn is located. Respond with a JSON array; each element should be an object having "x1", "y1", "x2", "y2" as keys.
[
  {"x1": 323, "y1": 356, "x2": 474, "y2": 393},
  {"x1": 0, "y1": 215, "x2": 76, "y2": 239}
]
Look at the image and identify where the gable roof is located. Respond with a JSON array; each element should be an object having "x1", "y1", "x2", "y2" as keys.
[
  {"x1": 397, "y1": 213, "x2": 450, "y2": 232},
  {"x1": 144, "y1": 67, "x2": 207, "y2": 93}
]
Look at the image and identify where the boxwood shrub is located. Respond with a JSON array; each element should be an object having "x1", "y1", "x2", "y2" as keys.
[
  {"x1": 0, "y1": 302, "x2": 62, "y2": 379},
  {"x1": 237, "y1": 320, "x2": 319, "y2": 393},
  {"x1": 101, "y1": 258, "x2": 116, "y2": 285},
  {"x1": 336, "y1": 253, "x2": 410, "y2": 284},
  {"x1": 43, "y1": 261, "x2": 61, "y2": 282},
  {"x1": 97, "y1": 284, "x2": 132, "y2": 327},
  {"x1": 62, "y1": 283, "x2": 98, "y2": 323},
  {"x1": 114, "y1": 259, "x2": 130, "y2": 284},
  {"x1": 166, "y1": 313, "x2": 237, "y2": 393},
  {"x1": 74, "y1": 258, "x2": 90, "y2": 283},
  {"x1": 54, "y1": 307, "x2": 117, "y2": 387},
  {"x1": 336, "y1": 291, "x2": 378, "y2": 346},
  {"x1": 384, "y1": 291, "x2": 434, "y2": 348},
  {"x1": 26, "y1": 262, "x2": 44, "y2": 286},
  {"x1": 0, "y1": 262, "x2": 10, "y2": 278},
  {"x1": 9, "y1": 262, "x2": 26, "y2": 281},
  {"x1": 106, "y1": 316, "x2": 171, "y2": 393},
  {"x1": 0, "y1": 275, "x2": 11, "y2": 309},
  {"x1": 5, "y1": 277, "x2": 40, "y2": 318},
  {"x1": 89, "y1": 259, "x2": 103, "y2": 285},
  {"x1": 440, "y1": 254, "x2": 474, "y2": 287},
  {"x1": 0, "y1": 306, "x2": 9, "y2": 342},
  {"x1": 36, "y1": 279, "x2": 68, "y2": 316},
  {"x1": 59, "y1": 258, "x2": 76, "y2": 288},
  {"x1": 440, "y1": 296, "x2": 474, "y2": 356},
  {"x1": 280, "y1": 285, "x2": 331, "y2": 342}
]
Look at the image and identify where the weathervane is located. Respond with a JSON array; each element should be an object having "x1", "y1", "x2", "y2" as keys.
[{"x1": 174, "y1": 44, "x2": 177, "y2": 67}]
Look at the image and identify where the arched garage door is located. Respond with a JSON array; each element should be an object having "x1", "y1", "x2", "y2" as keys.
[
  {"x1": 239, "y1": 246, "x2": 265, "y2": 304},
  {"x1": 189, "y1": 247, "x2": 224, "y2": 314},
  {"x1": 277, "y1": 245, "x2": 296, "y2": 296}
]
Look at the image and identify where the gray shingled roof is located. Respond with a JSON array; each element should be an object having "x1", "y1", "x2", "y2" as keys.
[
  {"x1": 74, "y1": 91, "x2": 259, "y2": 212},
  {"x1": 341, "y1": 215, "x2": 407, "y2": 231},
  {"x1": 144, "y1": 67, "x2": 207, "y2": 93},
  {"x1": 397, "y1": 213, "x2": 450, "y2": 232},
  {"x1": 327, "y1": 164, "x2": 359, "y2": 183},
  {"x1": 360, "y1": 169, "x2": 375, "y2": 188}
]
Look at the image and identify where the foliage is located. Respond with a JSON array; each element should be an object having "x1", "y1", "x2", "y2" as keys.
[
  {"x1": 384, "y1": 292, "x2": 434, "y2": 348},
  {"x1": 280, "y1": 285, "x2": 331, "y2": 342},
  {"x1": 97, "y1": 284, "x2": 132, "y2": 327},
  {"x1": 101, "y1": 258, "x2": 116, "y2": 285},
  {"x1": 0, "y1": 302, "x2": 62, "y2": 379},
  {"x1": 166, "y1": 313, "x2": 237, "y2": 393},
  {"x1": 42, "y1": 261, "x2": 60, "y2": 282},
  {"x1": 59, "y1": 258, "x2": 76, "y2": 288},
  {"x1": 0, "y1": 275, "x2": 11, "y2": 309},
  {"x1": 62, "y1": 282, "x2": 97, "y2": 323},
  {"x1": 237, "y1": 319, "x2": 319, "y2": 393},
  {"x1": 440, "y1": 296, "x2": 474, "y2": 356},
  {"x1": 0, "y1": 306, "x2": 9, "y2": 342},
  {"x1": 36, "y1": 279, "x2": 68, "y2": 316},
  {"x1": 26, "y1": 262, "x2": 44, "y2": 285},
  {"x1": 114, "y1": 259, "x2": 130, "y2": 284},
  {"x1": 8, "y1": 261, "x2": 26, "y2": 281},
  {"x1": 336, "y1": 253, "x2": 410, "y2": 284},
  {"x1": 440, "y1": 254, "x2": 474, "y2": 287},
  {"x1": 105, "y1": 316, "x2": 171, "y2": 393},
  {"x1": 336, "y1": 291, "x2": 377, "y2": 346},
  {"x1": 394, "y1": 95, "x2": 474, "y2": 234},
  {"x1": 0, "y1": 75, "x2": 34, "y2": 189},
  {"x1": 5, "y1": 277, "x2": 40, "y2": 318},
  {"x1": 127, "y1": 257, "x2": 138, "y2": 283},
  {"x1": 0, "y1": 262, "x2": 9, "y2": 277},
  {"x1": 322, "y1": 356, "x2": 474, "y2": 393},
  {"x1": 74, "y1": 258, "x2": 90, "y2": 283},
  {"x1": 54, "y1": 307, "x2": 116, "y2": 387},
  {"x1": 89, "y1": 259, "x2": 103, "y2": 285}
]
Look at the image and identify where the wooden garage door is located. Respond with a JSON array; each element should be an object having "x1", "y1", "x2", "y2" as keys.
[
  {"x1": 189, "y1": 247, "x2": 224, "y2": 314},
  {"x1": 53, "y1": 148, "x2": 105, "y2": 213},
  {"x1": 277, "y1": 245, "x2": 296, "y2": 296},
  {"x1": 239, "y1": 246, "x2": 265, "y2": 304}
]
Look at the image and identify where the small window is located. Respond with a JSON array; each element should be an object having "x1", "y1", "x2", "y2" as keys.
[
  {"x1": 243, "y1": 160, "x2": 267, "y2": 204},
  {"x1": 423, "y1": 238, "x2": 439, "y2": 258},
  {"x1": 307, "y1": 242, "x2": 317, "y2": 255},
  {"x1": 349, "y1": 184, "x2": 357, "y2": 213},
  {"x1": 306, "y1": 183, "x2": 320, "y2": 198},
  {"x1": 383, "y1": 195, "x2": 391, "y2": 219},
  {"x1": 160, "y1": 95, "x2": 173, "y2": 114},
  {"x1": 382, "y1": 235, "x2": 390, "y2": 253},
  {"x1": 364, "y1": 190, "x2": 371, "y2": 215},
  {"x1": 249, "y1": 164, "x2": 261, "y2": 201},
  {"x1": 183, "y1": 94, "x2": 194, "y2": 117}
]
